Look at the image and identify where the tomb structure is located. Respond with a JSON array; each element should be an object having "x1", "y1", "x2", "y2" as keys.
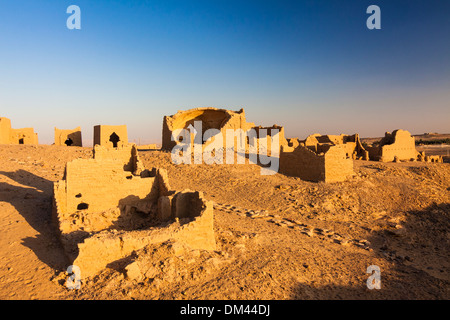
[
  {"x1": 93, "y1": 125, "x2": 128, "y2": 148},
  {"x1": 54, "y1": 127, "x2": 82, "y2": 146},
  {"x1": 53, "y1": 143, "x2": 215, "y2": 279},
  {"x1": 0, "y1": 117, "x2": 38, "y2": 145},
  {"x1": 366, "y1": 129, "x2": 418, "y2": 162},
  {"x1": 161, "y1": 108, "x2": 287, "y2": 153}
]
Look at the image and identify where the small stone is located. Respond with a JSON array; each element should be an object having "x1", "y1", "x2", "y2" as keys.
[{"x1": 125, "y1": 261, "x2": 143, "y2": 281}]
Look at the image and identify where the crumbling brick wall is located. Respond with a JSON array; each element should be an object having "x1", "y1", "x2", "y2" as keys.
[
  {"x1": 0, "y1": 117, "x2": 12, "y2": 144},
  {"x1": 93, "y1": 144, "x2": 145, "y2": 173},
  {"x1": 73, "y1": 190, "x2": 215, "y2": 279},
  {"x1": 54, "y1": 159, "x2": 158, "y2": 216},
  {"x1": 93, "y1": 124, "x2": 128, "y2": 148},
  {"x1": 304, "y1": 133, "x2": 368, "y2": 160},
  {"x1": 0, "y1": 117, "x2": 38, "y2": 145},
  {"x1": 53, "y1": 143, "x2": 216, "y2": 279},
  {"x1": 10, "y1": 128, "x2": 38, "y2": 145},
  {"x1": 323, "y1": 145, "x2": 355, "y2": 182},
  {"x1": 162, "y1": 108, "x2": 253, "y2": 151},
  {"x1": 54, "y1": 127, "x2": 82, "y2": 146},
  {"x1": 280, "y1": 143, "x2": 354, "y2": 182},
  {"x1": 368, "y1": 129, "x2": 418, "y2": 162},
  {"x1": 162, "y1": 108, "x2": 288, "y2": 158}
]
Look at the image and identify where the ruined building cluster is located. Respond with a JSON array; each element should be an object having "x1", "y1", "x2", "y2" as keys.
[
  {"x1": 53, "y1": 143, "x2": 215, "y2": 279},
  {"x1": 0, "y1": 109, "x2": 445, "y2": 279}
]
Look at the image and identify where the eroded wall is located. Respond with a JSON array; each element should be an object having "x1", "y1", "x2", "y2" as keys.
[
  {"x1": 54, "y1": 127, "x2": 82, "y2": 146},
  {"x1": 73, "y1": 190, "x2": 215, "y2": 279},
  {"x1": 0, "y1": 117, "x2": 38, "y2": 145},
  {"x1": 162, "y1": 108, "x2": 252, "y2": 151},
  {"x1": 162, "y1": 108, "x2": 288, "y2": 158},
  {"x1": 368, "y1": 129, "x2": 418, "y2": 162},
  {"x1": 280, "y1": 143, "x2": 354, "y2": 183},
  {"x1": 53, "y1": 143, "x2": 216, "y2": 279},
  {"x1": 93, "y1": 125, "x2": 128, "y2": 148},
  {"x1": 304, "y1": 133, "x2": 368, "y2": 160}
]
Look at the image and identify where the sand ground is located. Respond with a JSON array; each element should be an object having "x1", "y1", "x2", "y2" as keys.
[{"x1": 0, "y1": 144, "x2": 448, "y2": 300}]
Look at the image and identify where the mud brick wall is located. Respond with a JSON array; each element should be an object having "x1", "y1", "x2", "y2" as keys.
[
  {"x1": 0, "y1": 117, "x2": 12, "y2": 144},
  {"x1": 10, "y1": 128, "x2": 38, "y2": 145},
  {"x1": 73, "y1": 191, "x2": 216, "y2": 279},
  {"x1": 56, "y1": 159, "x2": 157, "y2": 216},
  {"x1": 369, "y1": 129, "x2": 418, "y2": 162},
  {"x1": 93, "y1": 144, "x2": 144, "y2": 172},
  {"x1": 54, "y1": 127, "x2": 82, "y2": 146},
  {"x1": 93, "y1": 124, "x2": 128, "y2": 147},
  {"x1": 162, "y1": 108, "x2": 254, "y2": 151},
  {"x1": 380, "y1": 131, "x2": 417, "y2": 162},
  {"x1": 280, "y1": 144, "x2": 326, "y2": 182},
  {"x1": 280, "y1": 144, "x2": 354, "y2": 182},
  {"x1": 0, "y1": 117, "x2": 38, "y2": 144},
  {"x1": 323, "y1": 145, "x2": 355, "y2": 182}
]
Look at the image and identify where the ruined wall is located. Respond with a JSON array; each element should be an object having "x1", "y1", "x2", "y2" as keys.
[
  {"x1": 73, "y1": 192, "x2": 215, "y2": 279},
  {"x1": 162, "y1": 108, "x2": 288, "y2": 159},
  {"x1": 93, "y1": 125, "x2": 128, "y2": 148},
  {"x1": 93, "y1": 144, "x2": 145, "y2": 173},
  {"x1": 280, "y1": 143, "x2": 354, "y2": 182},
  {"x1": 323, "y1": 145, "x2": 355, "y2": 182},
  {"x1": 0, "y1": 117, "x2": 38, "y2": 145},
  {"x1": 162, "y1": 108, "x2": 253, "y2": 151},
  {"x1": 10, "y1": 128, "x2": 38, "y2": 144},
  {"x1": 280, "y1": 144, "x2": 326, "y2": 182},
  {"x1": 55, "y1": 159, "x2": 157, "y2": 215},
  {"x1": 304, "y1": 133, "x2": 368, "y2": 160},
  {"x1": 53, "y1": 144, "x2": 216, "y2": 279},
  {"x1": 251, "y1": 125, "x2": 288, "y2": 155},
  {"x1": 65, "y1": 190, "x2": 215, "y2": 279},
  {"x1": 369, "y1": 129, "x2": 418, "y2": 162},
  {"x1": 54, "y1": 127, "x2": 82, "y2": 146},
  {"x1": 0, "y1": 117, "x2": 11, "y2": 144}
]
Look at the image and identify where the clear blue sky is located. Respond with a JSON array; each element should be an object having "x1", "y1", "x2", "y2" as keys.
[{"x1": 0, "y1": 0, "x2": 449, "y2": 145}]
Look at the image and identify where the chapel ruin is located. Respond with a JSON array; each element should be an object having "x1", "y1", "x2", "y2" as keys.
[
  {"x1": 94, "y1": 125, "x2": 128, "y2": 148},
  {"x1": 302, "y1": 133, "x2": 369, "y2": 160},
  {"x1": 54, "y1": 127, "x2": 82, "y2": 147},
  {"x1": 0, "y1": 117, "x2": 38, "y2": 145},
  {"x1": 366, "y1": 129, "x2": 418, "y2": 162},
  {"x1": 53, "y1": 143, "x2": 216, "y2": 279},
  {"x1": 161, "y1": 107, "x2": 287, "y2": 153},
  {"x1": 280, "y1": 138, "x2": 354, "y2": 183}
]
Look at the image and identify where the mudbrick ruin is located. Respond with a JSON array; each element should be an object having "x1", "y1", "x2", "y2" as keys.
[
  {"x1": 52, "y1": 143, "x2": 216, "y2": 279},
  {"x1": 54, "y1": 127, "x2": 82, "y2": 147},
  {"x1": 0, "y1": 111, "x2": 446, "y2": 288},
  {"x1": 162, "y1": 107, "x2": 288, "y2": 152},
  {"x1": 0, "y1": 117, "x2": 39, "y2": 145}
]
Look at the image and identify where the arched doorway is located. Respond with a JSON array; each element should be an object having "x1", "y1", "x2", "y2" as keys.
[
  {"x1": 109, "y1": 132, "x2": 120, "y2": 148},
  {"x1": 65, "y1": 138, "x2": 74, "y2": 146}
]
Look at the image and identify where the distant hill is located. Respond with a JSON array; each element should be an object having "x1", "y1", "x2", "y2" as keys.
[{"x1": 361, "y1": 133, "x2": 450, "y2": 145}]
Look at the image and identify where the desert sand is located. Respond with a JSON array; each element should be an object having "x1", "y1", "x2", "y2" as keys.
[{"x1": 0, "y1": 143, "x2": 448, "y2": 300}]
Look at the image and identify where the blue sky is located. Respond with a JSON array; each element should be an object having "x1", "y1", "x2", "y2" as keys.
[{"x1": 0, "y1": 0, "x2": 449, "y2": 144}]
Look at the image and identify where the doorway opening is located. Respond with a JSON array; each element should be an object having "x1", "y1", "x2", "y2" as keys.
[
  {"x1": 65, "y1": 138, "x2": 74, "y2": 146},
  {"x1": 109, "y1": 132, "x2": 120, "y2": 148}
]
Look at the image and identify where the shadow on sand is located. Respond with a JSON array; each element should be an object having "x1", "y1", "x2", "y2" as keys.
[
  {"x1": 0, "y1": 169, "x2": 70, "y2": 271},
  {"x1": 290, "y1": 202, "x2": 449, "y2": 299}
]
